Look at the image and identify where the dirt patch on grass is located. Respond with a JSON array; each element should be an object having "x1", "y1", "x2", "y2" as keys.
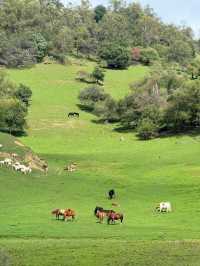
[
  {"x1": 25, "y1": 153, "x2": 48, "y2": 173},
  {"x1": 14, "y1": 141, "x2": 25, "y2": 147},
  {"x1": 0, "y1": 152, "x2": 11, "y2": 158}
]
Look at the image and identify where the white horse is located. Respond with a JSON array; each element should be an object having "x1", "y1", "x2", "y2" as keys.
[{"x1": 156, "y1": 202, "x2": 172, "y2": 213}]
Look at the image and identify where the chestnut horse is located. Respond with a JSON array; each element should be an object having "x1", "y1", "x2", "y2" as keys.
[
  {"x1": 52, "y1": 208, "x2": 76, "y2": 221},
  {"x1": 94, "y1": 206, "x2": 114, "y2": 216},
  {"x1": 107, "y1": 212, "x2": 123, "y2": 224},
  {"x1": 63, "y1": 208, "x2": 76, "y2": 221},
  {"x1": 96, "y1": 210, "x2": 107, "y2": 223}
]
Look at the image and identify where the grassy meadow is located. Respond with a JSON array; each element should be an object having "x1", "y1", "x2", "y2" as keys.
[{"x1": 1, "y1": 59, "x2": 200, "y2": 265}]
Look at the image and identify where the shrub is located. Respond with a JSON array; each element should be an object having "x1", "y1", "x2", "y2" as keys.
[
  {"x1": 91, "y1": 67, "x2": 105, "y2": 84},
  {"x1": 0, "y1": 99, "x2": 27, "y2": 134},
  {"x1": 98, "y1": 45, "x2": 130, "y2": 69},
  {"x1": 140, "y1": 47, "x2": 159, "y2": 65},
  {"x1": 15, "y1": 84, "x2": 32, "y2": 107},
  {"x1": 79, "y1": 86, "x2": 109, "y2": 110},
  {"x1": 48, "y1": 52, "x2": 66, "y2": 64},
  {"x1": 137, "y1": 118, "x2": 158, "y2": 140},
  {"x1": 94, "y1": 97, "x2": 119, "y2": 122}
]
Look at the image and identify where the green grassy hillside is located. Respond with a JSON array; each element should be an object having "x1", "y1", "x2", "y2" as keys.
[{"x1": 1, "y1": 60, "x2": 200, "y2": 265}]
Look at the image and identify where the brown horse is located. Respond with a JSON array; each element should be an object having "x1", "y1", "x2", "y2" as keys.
[
  {"x1": 107, "y1": 212, "x2": 123, "y2": 224},
  {"x1": 51, "y1": 209, "x2": 67, "y2": 220},
  {"x1": 94, "y1": 206, "x2": 115, "y2": 216},
  {"x1": 63, "y1": 208, "x2": 76, "y2": 221}
]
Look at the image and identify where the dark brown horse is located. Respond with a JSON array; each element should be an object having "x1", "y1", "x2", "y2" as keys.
[
  {"x1": 94, "y1": 206, "x2": 114, "y2": 216},
  {"x1": 107, "y1": 212, "x2": 123, "y2": 224}
]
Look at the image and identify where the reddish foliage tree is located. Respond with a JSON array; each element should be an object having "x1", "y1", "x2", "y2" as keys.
[{"x1": 132, "y1": 47, "x2": 141, "y2": 61}]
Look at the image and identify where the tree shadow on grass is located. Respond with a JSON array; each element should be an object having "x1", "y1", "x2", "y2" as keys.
[
  {"x1": 0, "y1": 128, "x2": 27, "y2": 137},
  {"x1": 76, "y1": 104, "x2": 93, "y2": 113},
  {"x1": 158, "y1": 127, "x2": 200, "y2": 140}
]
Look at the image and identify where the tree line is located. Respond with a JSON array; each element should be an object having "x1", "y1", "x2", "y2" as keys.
[{"x1": 0, "y1": 0, "x2": 198, "y2": 68}]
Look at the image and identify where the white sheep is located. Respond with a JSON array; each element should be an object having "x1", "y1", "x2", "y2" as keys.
[
  {"x1": 0, "y1": 160, "x2": 5, "y2": 167},
  {"x1": 13, "y1": 164, "x2": 23, "y2": 171},
  {"x1": 4, "y1": 158, "x2": 12, "y2": 165},
  {"x1": 20, "y1": 166, "x2": 32, "y2": 174}
]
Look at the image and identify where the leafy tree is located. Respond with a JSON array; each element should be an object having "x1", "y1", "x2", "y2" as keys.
[
  {"x1": 91, "y1": 67, "x2": 105, "y2": 84},
  {"x1": 33, "y1": 33, "x2": 48, "y2": 62},
  {"x1": 94, "y1": 5, "x2": 106, "y2": 23},
  {"x1": 0, "y1": 99, "x2": 27, "y2": 134},
  {"x1": 98, "y1": 13, "x2": 129, "y2": 48},
  {"x1": 99, "y1": 45, "x2": 130, "y2": 69},
  {"x1": 94, "y1": 97, "x2": 119, "y2": 122},
  {"x1": 140, "y1": 47, "x2": 159, "y2": 65},
  {"x1": 165, "y1": 80, "x2": 200, "y2": 131},
  {"x1": 79, "y1": 86, "x2": 109, "y2": 110},
  {"x1": 187, "y1": 57, "x2": 200, "y2": 79},
  {"x1": 15, "y1": 84, "x2": 32, "y2": 107},
  {"x1": 137, "y1": 118, "x2": 158, "y2": 140},
  {"x1": 168, "y1": 40, "x2": 194, "y2": 65},
  {"x1": 0, "y1": 71, "x2": 31, "y2": 134}
]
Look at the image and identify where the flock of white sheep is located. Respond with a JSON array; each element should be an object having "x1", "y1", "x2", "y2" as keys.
[
  {"x1": 0, "y1": 143, "x2": 32, "y2": 174},
  {"x1": 0, "y1": 158, "x2": 32, "y2": 174}
]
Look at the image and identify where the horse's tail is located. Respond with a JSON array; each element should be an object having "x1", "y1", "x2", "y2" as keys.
[
  {"x1": 120, "y1": 214, "x2": 124, "y2": 223},
  {"x1": 72, "y1": 211, "x2": 75, "y2": 219}
]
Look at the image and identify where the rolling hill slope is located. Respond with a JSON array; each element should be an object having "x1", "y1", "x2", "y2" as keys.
[{"x1": 0, "y1": 60, "x2": 200, "y2": 265}]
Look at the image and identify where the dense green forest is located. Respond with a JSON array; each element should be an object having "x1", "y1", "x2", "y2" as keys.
[
  {"x1": 0, "y1": 0, "x2": 200, "y2": 138},
  {"x1": 0, "y1": 0, "x2": 198, "y2": 67}
]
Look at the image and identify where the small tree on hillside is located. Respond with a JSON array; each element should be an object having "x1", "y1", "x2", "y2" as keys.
[
  {"x1": 94, "y1": 5, "x2": 106, "y2": 23},
  {"x1": 79, "y1": 86, "x2": 109, "y2": 110},
  {"x1": 15, "y1": 84, "x2": 32, "y2": 107},
  {"x1": 137, "y1": 118, "x2": 158, "y2": 140},
  {"x1": 91, "y1": 67, "x2": 105, "y2": 85}
]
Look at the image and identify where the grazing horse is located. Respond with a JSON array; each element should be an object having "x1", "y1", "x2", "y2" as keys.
[
  {"x1": 107, "y1": 212, "x2": 123, "y2": 224},
  {"x1": 68, "y1": 112, "x2": 79, "y2": 118},
  {"x1": 108, "y1": 189, "x2": 115, "y2": 200},
  {"x1": 94, "y1": 206, "x2": 115, "y2": 216},
  {"x1": 63, "y1": 208, "x2": 76, "y2": 221},
  {"x1": 52, "y1": 209, "x2": 66, "y2": 220},
  {"x1": 96, "y1": 210, "x2": 106, "y2": 224}
]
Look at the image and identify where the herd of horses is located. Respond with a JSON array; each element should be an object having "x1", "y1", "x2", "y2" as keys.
[
  {"x1": 51, "y1": 190, "x2": 172, "y2": 225},
  {"x1": 51, "y1": 189, "x2": 123, "y2": 225}
]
